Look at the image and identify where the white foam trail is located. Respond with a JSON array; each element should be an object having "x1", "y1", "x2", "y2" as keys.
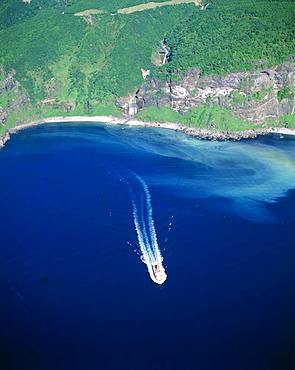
[
  {"x1": 132, "y1": 198, "x2": 154, "y2": 264},
  {"x1": 137, "y1": 176, "x2": 163, "y2": 263},
  {"x1": 130, "y1": 175, "x2": 167, "y2": 284}
]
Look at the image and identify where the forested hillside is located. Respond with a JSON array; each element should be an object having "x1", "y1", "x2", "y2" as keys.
[
  {"x1": 0, "y1": 0, "x2": 294, "y2": 134},
  {"x1": 0, "y1": 0, "x2": 194, "y2": 104},
  {"x1": 165, "y1": 0, "x2": 295, "y2": 75}
]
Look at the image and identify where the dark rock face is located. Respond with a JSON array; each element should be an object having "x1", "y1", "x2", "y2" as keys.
[
  {"x1": 4, "y1": 75, "x2": 16, "y2": 92},
  {"x1": 0, "y1": 71, "x2": 17, "y2": 94},
  {"x1": 0, "y1": 107, "x2": 8, "y2": 124},
  {"x1": 0, "y1": 69, "x2": 28, "y2": 126},
  {"x1": 118, "y1": 62, "x2": 295, "y2": 124}
]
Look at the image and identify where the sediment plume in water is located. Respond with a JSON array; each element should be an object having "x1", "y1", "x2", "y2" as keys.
[
  {"x1": 108, "y1": 127, "x2": 295, "y2": 222},
  {"x1": 129, "y1": 174, "x2": 167, "y2": 285}
]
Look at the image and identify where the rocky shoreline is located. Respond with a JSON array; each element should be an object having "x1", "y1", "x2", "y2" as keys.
[
  {"x1": 0, "y1": 131, "x2": 10, "y2": 148},
  {"x1": 1, "y1": 115, "x2": 295, "y2": 149}
]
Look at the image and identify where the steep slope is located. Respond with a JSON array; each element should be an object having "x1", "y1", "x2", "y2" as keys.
[{"x1": 0, "y1": 0, "x2": 294, "y2": 136}]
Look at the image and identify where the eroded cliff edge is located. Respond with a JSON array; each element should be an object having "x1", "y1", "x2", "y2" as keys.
[
  {"x1": 0, "y1": 61, "x2": 295, "y2": 147},
  {"x1": 117, "y1": 61, "x2": 295, "y2": 126}
]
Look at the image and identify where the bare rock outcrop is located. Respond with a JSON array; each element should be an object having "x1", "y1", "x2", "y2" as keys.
[
  {"x1": 0, "y1": 107, "x2": 8, "y2": 124},
  {"x1": 0, "y1": 68, "x2": 28, "y2": 126},
  {"x1": 117, "y1": 62, "x2": 295, "y2": 125}
]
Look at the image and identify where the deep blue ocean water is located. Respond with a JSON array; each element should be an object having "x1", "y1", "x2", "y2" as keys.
[{"x1": 0, "y1": 123, "x2": 295, "y2": 370}]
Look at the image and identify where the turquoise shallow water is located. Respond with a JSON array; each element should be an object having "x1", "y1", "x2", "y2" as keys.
[{"x1": 0, "y1": 123, "x2": 295, "y2": 370}]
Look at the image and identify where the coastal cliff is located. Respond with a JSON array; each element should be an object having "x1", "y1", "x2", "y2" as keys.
[
  {"x1": 117, "y1": 61, "x2": 295, "y2": 126},
  {"x1": 1, "y1": 0, "x2": 295, "y2": 142},
  {"x1": 0, "y1": 61, "x2": 295, "y2": 146}
]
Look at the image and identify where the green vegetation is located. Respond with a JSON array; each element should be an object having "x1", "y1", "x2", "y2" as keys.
[
  {"x1": 136, "y1": 106, "x2": 256, "y2": 131},
  {"x1": 3, "y1": 102, "x2": 121, "y2": 131},
  {"x1": 280, "y1": 112, "x2": 295, "y2": 129},
  {"x1": 0, "y1": 125, "x2": 5, "y2": 137},
  {"x1": 165, "y1": 0, "x2": 295, "y2": 76},
  {"x1": 0, "y1": 0, "x2": 294, "y2": 135},
  {"x1": 0, "y1": 0, "x2": 194, "y2": 105},
  {"x1": 185, "y1": 106, "x2": 255, "y2": 131},
  {"x1": 1, "y1": 0, "x2": 294, "y2": 105},
  {"x1": 137, "y1": 106, "x2": 184, "y2": 123},
  {"x1": 277, "y1": 87, "x2": 294, "y2": 102},
  {"x1": 0, "y1": 0, "x2": 63, "y2": 31},
  {"x1": 0, "y1": 93, "x2": 9, "y2": 109},
  {"x1": 230, "y1": 87, "x2": 271, "y2": 104}
]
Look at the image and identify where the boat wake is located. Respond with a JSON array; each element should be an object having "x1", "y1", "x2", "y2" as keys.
[{"x1": 129, "y1": 174, "x2": 167, "y2": 285}]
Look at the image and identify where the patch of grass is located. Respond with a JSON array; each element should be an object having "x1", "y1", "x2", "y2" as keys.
[
  {"x1": 277, "y1": 87, "x2": 294, "y2": 102},
  {"x1": 185, "y1": 106, "x2": 256, "y2": 131},
  {"x1": 230, "y1": 91, "x2": 248, "y2": 104},
  {"x1": 137, "y1": 106, "x2": 258, "y2": 131},
  {"x1": 0, "y1": 124, "x2": 6, "y2": 136},
  {"x1": 66, "y1": 0, "x2": 170, "y2": 13},
  {"x1": 89, "y1": 103, "x2": 122, "y2": 116},
  {"x1": 230, "y1": 87, "x2": 271, "y2": 104},
  {"x1": 136, "y1": 106, "x2": 184, "y2": 123},
  {"x1": 251, "y1": 88, "x2": 269, "y2": 101},
  {"x1": 0, "y1": 94, "x2": 9, "y2": 109},
  {"x1": 280, "y1": 112, "x2": 295, "y2": 129},
  {"x1": 118, "y1": 0, "x2": 199, "y2": 14}
]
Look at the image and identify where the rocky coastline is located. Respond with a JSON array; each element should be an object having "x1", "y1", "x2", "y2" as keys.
[
  {"x1": 1, "y1": 61, "x2": 294, "y2": 149},
  {"x1": 1, "y1": 115, "x2": 295, "y2": 150},
  {"x1": 118, "y1": 61, "x2": 295, "y2": 125}
]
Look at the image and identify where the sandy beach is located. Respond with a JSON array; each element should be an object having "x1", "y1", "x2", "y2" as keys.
[{"x1": 1, "y1": 115, "x2": 295, "y2": 149}]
